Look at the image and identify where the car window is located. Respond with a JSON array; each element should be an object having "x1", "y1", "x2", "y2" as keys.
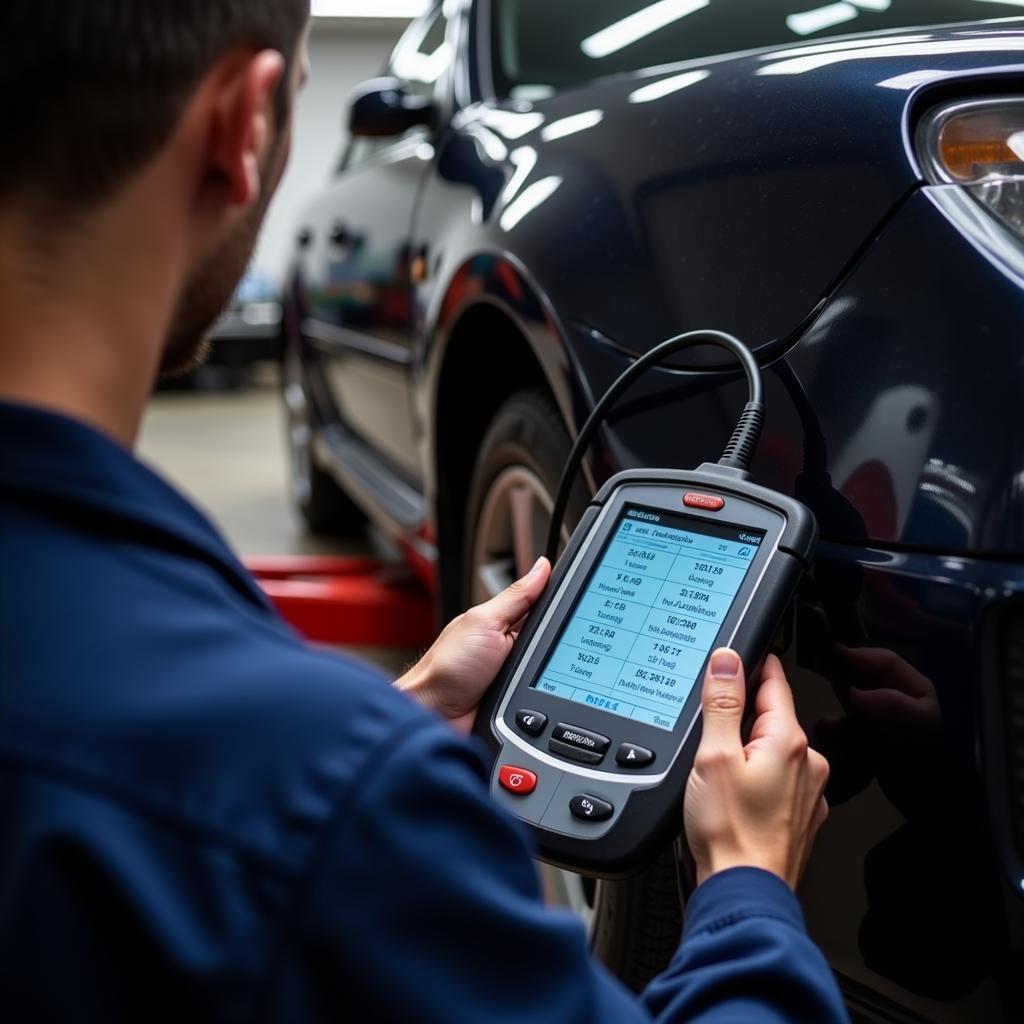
[
  {"x1": 390, "y1": 3, "x2": 453, "y2": 102},
  {"x1": 490, "y1": 0, "x2": 1024, "y2": 98}
]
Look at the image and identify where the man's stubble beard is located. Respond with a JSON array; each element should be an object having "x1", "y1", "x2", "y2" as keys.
[{"x1": 159, "y1": 145, "x2": 285, "y2": 380}]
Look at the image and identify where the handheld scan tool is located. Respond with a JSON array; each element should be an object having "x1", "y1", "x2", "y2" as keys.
[{"x1": 473, "y1": 332, "x2": 818, "y2": 878}]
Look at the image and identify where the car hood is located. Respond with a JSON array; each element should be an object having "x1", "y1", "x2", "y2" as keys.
[{"x1": 465, "y1": 18, "x2": 1024, "y2": 356}]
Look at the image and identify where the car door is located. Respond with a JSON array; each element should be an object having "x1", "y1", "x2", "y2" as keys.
[{"x1": 300, "y1": 5, "x2": 452, "y2": 485}]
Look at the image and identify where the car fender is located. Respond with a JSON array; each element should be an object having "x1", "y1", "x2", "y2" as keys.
[{"x1": 417, "y1": 249, "x2": 580, "y2": 478}]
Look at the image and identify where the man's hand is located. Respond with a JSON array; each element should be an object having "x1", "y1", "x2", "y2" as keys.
[
  {"x1": 396, "y1": 557, "x2": 552, "y2": 732},
  {"x1": 684, "y1": 649, "x2": 830, "y2": 890}
]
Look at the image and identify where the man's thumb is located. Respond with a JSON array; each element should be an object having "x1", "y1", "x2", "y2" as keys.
[
  {"x1": 482, "y1": 557, "x2": 551, "y2": 629},
  {"x1": 699, "y1": 648, "x2": 746, "y2": 754}
]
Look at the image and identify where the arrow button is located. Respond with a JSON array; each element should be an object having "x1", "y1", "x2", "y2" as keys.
[
  {"x1": 615, "y1": 742, "x2": 655, "y2": 768},
  {"x1": 570, "y1": 794, "x2": 613, "y2": 822},
  {"x1": 515, "y1": 709, "x2": 548, "y2": 737}
]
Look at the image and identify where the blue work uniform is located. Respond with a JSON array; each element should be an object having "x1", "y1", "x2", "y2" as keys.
[{"x1": 0, "y1": 401, "x2": 849, "y2": 1023}]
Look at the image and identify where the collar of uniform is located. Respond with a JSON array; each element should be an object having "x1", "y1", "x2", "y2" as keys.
[{"x1": 0, "y1": 400, "x2": 273, "y2": 612}]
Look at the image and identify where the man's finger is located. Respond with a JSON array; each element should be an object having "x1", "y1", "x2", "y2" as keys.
[
  {"x1": 812, "y1": 795, "x2": 829, "y2": 833},
  {"x1": 747, "y1": 657, "x2": 804, "y2": 752},
  {"x1": 754, "y1": 654, "x2": 795, "y2": 718},
  {"x1": 477, "y1": 557, "x2": 551, "y2": 630},
  {"x1": 698, "y1": 648, "x2": 746, "y2": 755}
]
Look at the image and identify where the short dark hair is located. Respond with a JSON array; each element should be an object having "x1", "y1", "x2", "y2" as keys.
[{"x1": 2, "y1": 0, "x2": 309, "y2": 214}]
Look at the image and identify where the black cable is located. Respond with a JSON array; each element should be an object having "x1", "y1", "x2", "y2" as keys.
[{"x1": 545, "y1": 330, "x2": 764, "y2": 564}]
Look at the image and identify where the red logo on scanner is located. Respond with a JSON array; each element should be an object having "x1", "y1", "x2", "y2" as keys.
[{"x1": 683, "y1": 492, "x2": 725, "y2": 511}]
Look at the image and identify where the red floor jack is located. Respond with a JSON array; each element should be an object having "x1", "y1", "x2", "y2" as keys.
[{"x1": 245, "y1": 555, "x2": 437, "y2": 650}]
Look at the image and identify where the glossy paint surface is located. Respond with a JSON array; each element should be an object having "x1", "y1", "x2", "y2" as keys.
[
  {"x1": 791, "y1": 542, "x2": 1024, "y2": 1023},
  {"x1": 581, "y1": 188, "x2": 1024, "y2": 554},
  {"x1": 283, "y1": 9, "x2": 1024, "y2": 1020},
  {"x1": 293, "y1": 137, "x2": 430, "y2": 487}
]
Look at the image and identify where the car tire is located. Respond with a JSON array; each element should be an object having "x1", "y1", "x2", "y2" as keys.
[
  {"x1": 463, "y1": 390, "x2": 683, "y2": 990},
  {"x1": 282, "y1": 349, "x2": 365, "y2": 536}
]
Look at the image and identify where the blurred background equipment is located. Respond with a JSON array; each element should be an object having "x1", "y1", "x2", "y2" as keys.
[{"x1": 209, "y1": 271, "x2": 283, "y2": 367}]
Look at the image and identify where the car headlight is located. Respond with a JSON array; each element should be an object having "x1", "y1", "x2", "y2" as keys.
[{"x1": 918, "y1": 98, "x2": 1024, "y2": 239}]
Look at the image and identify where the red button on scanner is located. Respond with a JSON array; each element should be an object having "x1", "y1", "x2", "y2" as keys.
[
  {"x1": 499, "y1": 765, "x2": 537, "y2": 795},
  {"x1": 683, "y1": 492, "x2": 725, "y2": 511}
]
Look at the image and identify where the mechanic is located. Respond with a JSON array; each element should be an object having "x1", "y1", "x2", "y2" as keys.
[{"x1": 0, "y1": 3, "x2": 845, "y2": 1022}]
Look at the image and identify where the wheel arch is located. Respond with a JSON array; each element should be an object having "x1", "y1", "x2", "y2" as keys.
[{"x1": 424, "y1": 255, "x2": 575, "y2": 617}]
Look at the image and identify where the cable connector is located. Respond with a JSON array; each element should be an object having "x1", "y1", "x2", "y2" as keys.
[
  {"x1": 545, "y1": 330, "x2": 765, "y2": 563},
  {"x1": 719, "y1": 400, "x2": 765, "y2": 470}
]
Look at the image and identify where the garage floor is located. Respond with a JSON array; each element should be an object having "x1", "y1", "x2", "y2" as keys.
[
  {"x1": 139, "y1": 372, "x2": 353, "y2": 557},
  {"x1": 139, "y1": 369, "x2": 414, "y2": 674}
]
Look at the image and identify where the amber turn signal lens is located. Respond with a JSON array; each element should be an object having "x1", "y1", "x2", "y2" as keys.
[
  {"x1": 919, "y1": 100, "x2": 1024, "y2": 241},
  {"x1": 936, "y1": 108, "x2": 1024, "y2": 183}
]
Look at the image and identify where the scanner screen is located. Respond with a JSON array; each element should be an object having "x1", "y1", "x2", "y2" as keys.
[{"x1": 532, "y1": 505, "x2": 765, "y2": 731}]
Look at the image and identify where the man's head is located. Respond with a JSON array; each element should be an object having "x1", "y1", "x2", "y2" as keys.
[{"x1": 1, "y1": 0, "x2": 310, "y2": 380}]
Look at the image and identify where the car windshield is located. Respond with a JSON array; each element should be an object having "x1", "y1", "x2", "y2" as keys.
[{"x1": 490, "y1": 0, "x2": 1024, "y2": 98}]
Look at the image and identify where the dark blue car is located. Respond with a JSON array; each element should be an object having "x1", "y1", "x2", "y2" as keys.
[{"x1": 282, "y1": 2, "x2": 1024, "y2": 1019}]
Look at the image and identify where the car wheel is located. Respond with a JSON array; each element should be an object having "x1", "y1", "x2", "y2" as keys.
[
  {"x1": 463, "y1": 390, "x2": 683, "y2": 990},
  {"x1": 281, "y1": 348, "x2": 365, "y2": 535}
]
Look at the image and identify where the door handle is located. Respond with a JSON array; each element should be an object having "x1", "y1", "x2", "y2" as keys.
[
  {"x1": 329, "y1": 223, "x2": 353, "y2": 249},
  {"x1": 411, "y1": 244, "x2": 430, "y2": 285}
]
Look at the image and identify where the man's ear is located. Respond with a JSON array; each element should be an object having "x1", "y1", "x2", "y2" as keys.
[{"x1": 209, "y1": 50, "x2": 287, "y2": 210}]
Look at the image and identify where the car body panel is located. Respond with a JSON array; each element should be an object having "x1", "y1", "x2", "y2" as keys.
[
  {"x1": 421, "y1": 21, "x2": 1024, "y2": 359},
  {"x1": 422, "y1": 32, "x2": 908, "y2": 357},
  {"x1": 792, "y1": 541, "x2": 1024, "y2": 1024},
  {"x1": 294, "y1": 136, "x2": 432, "y2": 486},
  {"x1": 414, "y1": 248, "x2": 579, "y2": 493},
  {"x1": 574, "y1": 187, "x2": 1024, "y2": 554}
]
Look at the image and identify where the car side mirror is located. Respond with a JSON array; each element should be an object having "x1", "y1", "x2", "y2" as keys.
[{"x1": 348, "y1": 77, "x2": 436, "y2": 138}]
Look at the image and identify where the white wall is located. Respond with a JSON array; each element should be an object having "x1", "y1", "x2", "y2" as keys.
[{"x1": 253, "y1": 19, "x2": 407, "y2": 285}]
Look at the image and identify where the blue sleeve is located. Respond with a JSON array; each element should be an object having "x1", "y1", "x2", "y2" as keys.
[
  {"x1": 267, "y1": 717, "x2": 646, "y2": 1024},
  {"x1": 642, "y1": 868, "x2": 850, "y2": 1024},
  {"x1": 268, "y1": 717, "x2": 848, "y2": 1024}
]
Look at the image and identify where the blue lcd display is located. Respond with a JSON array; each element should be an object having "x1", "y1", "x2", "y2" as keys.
[{"x1": 532, "y1": 506, "x2": 765, "y2": 731}]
